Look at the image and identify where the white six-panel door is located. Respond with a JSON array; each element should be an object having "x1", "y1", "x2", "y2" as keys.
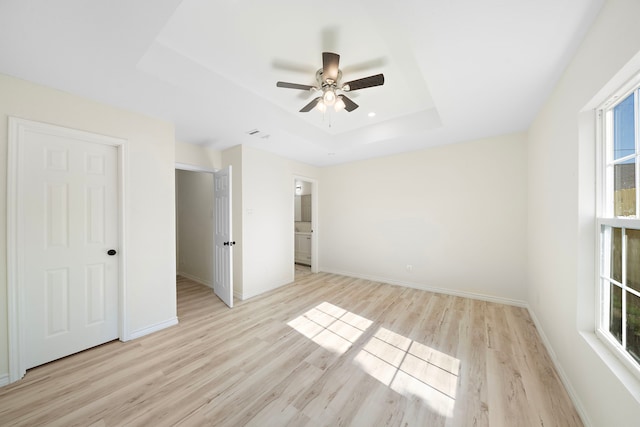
[
  {"x1": 13, "y1": 120, "x2": 120, "y2": 370},
  {"x1": 213, "y1": 166, "x2": 233, "y2": 308}
]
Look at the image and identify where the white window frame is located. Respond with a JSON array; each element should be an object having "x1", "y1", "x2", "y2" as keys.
[{"x1": 596, "y1": 76, "x2": 640, "y2": 380}]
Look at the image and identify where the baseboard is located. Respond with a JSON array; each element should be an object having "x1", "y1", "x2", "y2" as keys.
[
  {"x1": 320, "y1": 268, "x2": 528, "y2": 307},
  {"x1": 0, "y1": 373, "x2": 9, "y2": 388},
  {"x1": 177, "y1": 271, "x2": 212, "y2": 288},
  {"x1": 128, "y1": 317, "x2": 178, "y2": 341},
  {"x1": 527, "y1": 307, "x2": 592, "y2": 427}
]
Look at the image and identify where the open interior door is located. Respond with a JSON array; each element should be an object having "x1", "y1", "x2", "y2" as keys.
[{"x1": 214, "y1": 166, "x2": 233, "y2": 307}]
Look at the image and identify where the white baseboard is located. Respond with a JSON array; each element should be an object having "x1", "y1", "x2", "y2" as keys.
[
  {"x1": 526, "y1": 307, "x2": 591, "y2": 427},
  {"x1": 128, "y1": 317, "x2": 178, "y2": 341},
  {"x1": 177, "y1": 271, "x2": 212, "y2": 288},
  {"x1": 320, "y1": 268, "x2": 528, "y2": 307},
  {"x1": 0, "y1": 373, "x2": 9, "y2": 388}
]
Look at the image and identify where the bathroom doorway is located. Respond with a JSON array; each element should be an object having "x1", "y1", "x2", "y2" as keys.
[{"x1": 293, "y1": 177, "x2": 318, "y2": 273}]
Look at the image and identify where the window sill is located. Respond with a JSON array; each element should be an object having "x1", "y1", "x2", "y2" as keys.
[{"x1": 580, "y1": 330, "x2": 640, "y2": 403}]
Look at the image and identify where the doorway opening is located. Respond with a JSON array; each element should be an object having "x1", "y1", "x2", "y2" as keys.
[
  {"x1": 175, "y1": 168, "x2": 214, "y2": 288},
  {"x1": 294, "y1": 177, "x2": 318, "y2": 275},
  {"x1": 175, "y1": 163, "x2": 233, "y2": 308}
]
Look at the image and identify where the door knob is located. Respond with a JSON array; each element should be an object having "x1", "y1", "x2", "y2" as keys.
[{"x1": 107, "y1": 249, "x2": 117, "y2": 256}]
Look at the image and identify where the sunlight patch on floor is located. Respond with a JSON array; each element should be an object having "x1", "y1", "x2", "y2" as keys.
[
  {"x1": 287, "y1": 303, "x2": 459, "y2": 418},
  {"x1": 287, "y1": 302, "x2": 373, "y2": 355},
  {"x1": 354, "y1": 327, "x2": 459, "y2": 418}
]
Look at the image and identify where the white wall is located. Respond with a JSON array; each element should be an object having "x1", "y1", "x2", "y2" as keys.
[
  {"x1": 319, "y1": 133, "x2": 528, "y2": 304},
  {"x1": 225, "y1": 145, "x2": 319, "y2": 300},
  {"x1": 176, "y1": 169, "x2": 214, "y2": 287},
  {"x1": 528, "y1": 0, "x2": 640, "y2": 425},
  {"x1": 0, "y1": 73, "x2": 178, "y2": 380},
  {"x1": 175, "y1": 140, "x2": 221, "y2": 170}
]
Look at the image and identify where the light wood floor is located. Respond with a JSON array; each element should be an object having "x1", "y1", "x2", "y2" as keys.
[{"x1": 0, "y1": 271, "x2": 582, "y2": 426}]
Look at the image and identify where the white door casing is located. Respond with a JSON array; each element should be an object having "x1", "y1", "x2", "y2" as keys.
[
  {"x1": 213, "y1": 166, "x2": 233, "y2": 307},
  {"x1": 7, "y1": 118, "x2": 126, "y2": 382}
]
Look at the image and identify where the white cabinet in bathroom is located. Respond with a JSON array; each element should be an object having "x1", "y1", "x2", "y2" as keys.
[{"x1": 295, "y1": 232, "x2": 311, "y2": 265}]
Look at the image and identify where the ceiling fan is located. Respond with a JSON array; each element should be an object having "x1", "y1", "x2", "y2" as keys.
[{"x1": 276, "y1": 52, "x2": 384, "y2": 113}]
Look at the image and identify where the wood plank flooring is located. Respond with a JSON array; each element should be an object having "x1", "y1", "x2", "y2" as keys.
[{"x1": 0, "y1": 271, "x2": 582, "y2": 426}]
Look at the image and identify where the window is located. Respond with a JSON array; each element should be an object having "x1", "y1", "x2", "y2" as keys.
[{"x1": 598, "y1": 81, "x2": 640, "y2": 376}]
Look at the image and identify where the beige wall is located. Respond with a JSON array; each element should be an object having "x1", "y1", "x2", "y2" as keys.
[
  {"x1": 319, "y1": 133, "x2": 528, "y2": 304},
  {"x1": 0, "y1": 73, "x2": 178, "y2": 381},
  {"x1": 223, "y1": 145, "x2": 320, "y2": 300},
  {"x1": 221, "y1": 135, "x2": 527, "y2": 305},
  {"x1": 528, "y1": 0, "x2": 640, "y2": 424},
  {"x1": 175, "y1": 140, "x2": 221, "y2": 170}
]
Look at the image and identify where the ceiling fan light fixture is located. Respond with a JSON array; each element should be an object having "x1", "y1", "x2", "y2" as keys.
[
  {"x1": 334, "y1": 96, "x2": 345, "y2": 112},
  {"x1": 323, "y1": 89, "x2": 336, "y2": 105},
  {"x1": 316, "y1": 100, "x2": 326, "y2": 112}
]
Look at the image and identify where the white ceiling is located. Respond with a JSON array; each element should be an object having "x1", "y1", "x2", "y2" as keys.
[{"x1": 0, "y1": 0, "x2": 603, "y2": 166}]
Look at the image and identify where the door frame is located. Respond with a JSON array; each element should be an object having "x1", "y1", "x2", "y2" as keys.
[
  {"x1": 293, "y1": 175, "x2": 319, "y2": 273},
  {"x1": 7, "y1": 117, "x2": 127, "y2": 383}
]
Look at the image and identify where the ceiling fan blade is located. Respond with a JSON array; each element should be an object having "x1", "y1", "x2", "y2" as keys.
[
  {"x1": 299, "y1": 97, "x2": 323, "y2": 112},
  {"x1": 277, "y1": 81, "x2": 315, "y2": 91},
  {"x1": 339, "y1": 95, "x2": 359, "y2": 112},
  {"x1": 343, "y1": 74, "x2": 385, "y2": 91},
  {"x1": 322, "y1": 52, "x2": 340, "y2": 82}
]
